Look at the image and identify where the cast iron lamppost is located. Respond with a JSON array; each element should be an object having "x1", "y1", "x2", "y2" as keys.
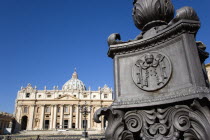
[{"x1": 79, "y1": 101, "x2": 92, "y2": 139}]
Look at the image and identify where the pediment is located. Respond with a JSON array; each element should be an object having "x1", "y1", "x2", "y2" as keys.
[{"x1": 56, "y1": 94, "x2": 78, "y2": 100}]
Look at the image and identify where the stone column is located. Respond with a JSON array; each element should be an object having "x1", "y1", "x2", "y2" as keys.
[
  {"x1": 27, "y1": 105, "x2": 35, "y2": 130},
  {"x1": 79, "y1": 108, "x2": 82, "y2": 129},
  {"x1": 75, "y1": 105, "x2": 79, "y2": 129},
  {"x1": 49, "y1": 105, "x2": 54, "y2": 130},
  {"x1": 91, "y1": 107, "x2": 94, "y2": 129},
  {"x1": 59, "y1": 105, "x2": 64, "y2": 129},
  {"x1": 18, "y1": 105, "x2": 22, "y2": 124},
  {"x1": 53, "y1": 105, "x2": 57, "y2": 129},
  {"x1": 88, "y1": 106, "x2": 91, "y2": 129},
  {"x1": 39, "y1": 105, "x2": 45, "y2": 130},
  {"x1": 68, "y1": 105, "x2": 72, "y2": 129}
]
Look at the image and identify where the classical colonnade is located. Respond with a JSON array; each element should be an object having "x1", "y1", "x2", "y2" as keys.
[{"x1": 16, "y1": 104, "x2": 105, "y2": 131}]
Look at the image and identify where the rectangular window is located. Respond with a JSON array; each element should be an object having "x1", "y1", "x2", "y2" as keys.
[
  {"x1": 73, "y1": 107, "x2": 76, "y2": 113},
  {"x1": 64, "y1": 106, "x2": 68, "y2": 113},
  {"x1": 23, "y1": 106, "x2": 28, "y2": 113},
  {"x1": 58, "y1": 107, "x2": 60, "y2": 112},
  {"x1": 45, "y1": 106, "x2": 50, "y2": 113},
  {"x1": 26, "y1": 93, "x2": 30, "y2": 98},
  {"x1": 47, "y1": 95, "x2": 51, "y2": 98},
  {"x1": 104, "y1": 94, "x2": 108, "y2": 98}
]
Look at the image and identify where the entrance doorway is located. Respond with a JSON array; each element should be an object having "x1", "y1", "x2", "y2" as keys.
[
  {"x1": 72, "y1": 123, "x2": 75, "y2": 128},
  {"x1": 21, "y1": 116, "x2": 28, "y2": 130},
  {"x1": 64, "y1": 120, "x2": 68, "y2": 128},
  {"x1": 44, "y1": 120, "x2": 49, "y2": 130}
]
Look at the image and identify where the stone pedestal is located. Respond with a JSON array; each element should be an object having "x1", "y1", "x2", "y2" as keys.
[{"x1": 94, "y1": 0, "x2": 210, "y2": 140}]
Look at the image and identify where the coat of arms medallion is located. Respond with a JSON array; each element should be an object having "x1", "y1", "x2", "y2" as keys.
[{"x1": 132, "y1": 51, "x2": 172, "y2": 91}]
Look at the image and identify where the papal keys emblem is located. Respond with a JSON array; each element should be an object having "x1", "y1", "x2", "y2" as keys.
[{"x1": 132, "y1": 52, "x2": 172, "y2": 91}]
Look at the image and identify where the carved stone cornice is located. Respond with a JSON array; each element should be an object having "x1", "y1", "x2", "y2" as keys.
[
  {"x1": 108, "y1": 20, "x2": 200, "y2": 58},
  {"x1": 112, "y1": 86, "x2": 210, "y2": 108}
]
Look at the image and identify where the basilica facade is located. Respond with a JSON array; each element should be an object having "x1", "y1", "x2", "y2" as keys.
[{"x1": 14, "y1": 70, "x2": 113, "y2": 132}]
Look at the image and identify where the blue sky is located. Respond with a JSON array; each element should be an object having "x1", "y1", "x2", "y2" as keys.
[{"x1": 0, "y1": 0, "x2": 209, "y2": 113}]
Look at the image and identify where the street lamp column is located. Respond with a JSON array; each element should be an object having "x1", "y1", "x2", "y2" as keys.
[{"x1": 79, "y1": 101, "x2": 92, "y2": 139}]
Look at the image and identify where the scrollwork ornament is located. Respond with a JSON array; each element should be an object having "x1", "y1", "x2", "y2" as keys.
[
  {"x1": 119, "y1": 130, "x2": 134, "y2": 140},
  {"x1": 94, "y1": 100, "x2": 210, "y2": 140},
  {"x1": 149, "y1": 123, "x2": 167, "y2": 135},
  {"x1": 173, "y1": 111, "x2": 191, "y2": 131},
  {"x1": 94, "y1": 107, "x2": 125, "y2": 140},
  {"x1": 124, "y1": 111, "x2": 143, "y2": 133}
]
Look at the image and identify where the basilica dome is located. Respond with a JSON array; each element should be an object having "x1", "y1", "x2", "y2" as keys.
[{"x1": 62, "y1": 70, "x2": 86, "y2": 91}]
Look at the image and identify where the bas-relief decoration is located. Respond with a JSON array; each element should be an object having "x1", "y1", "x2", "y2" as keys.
[
  {"x1": 132, "y1": 52, "x2": 171, "y2": 91},
  {"x1": 94, "y1": 99, "x2": 210, "y2": 140},
  {"x1": 94, "y1": 0, "x2": 210, "y2": 139}
]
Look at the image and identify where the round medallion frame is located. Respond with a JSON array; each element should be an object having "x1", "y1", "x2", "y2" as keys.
[{"x1": 132, "y1": 51, "x2": 172, "y2": 91}]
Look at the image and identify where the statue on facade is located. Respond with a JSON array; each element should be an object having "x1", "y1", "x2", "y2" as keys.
[{"x1": 94, "y1": 0, "x2": 210, "y2": 140}]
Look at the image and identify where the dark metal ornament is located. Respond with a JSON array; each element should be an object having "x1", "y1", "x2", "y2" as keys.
[{"x1": 132, "y1": 0, "x2": 174, "y2": 31}]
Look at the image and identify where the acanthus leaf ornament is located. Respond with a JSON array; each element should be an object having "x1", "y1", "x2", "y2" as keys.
[{"x1": 94, "y1": 99, "x2": 210, "y2": 140}]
